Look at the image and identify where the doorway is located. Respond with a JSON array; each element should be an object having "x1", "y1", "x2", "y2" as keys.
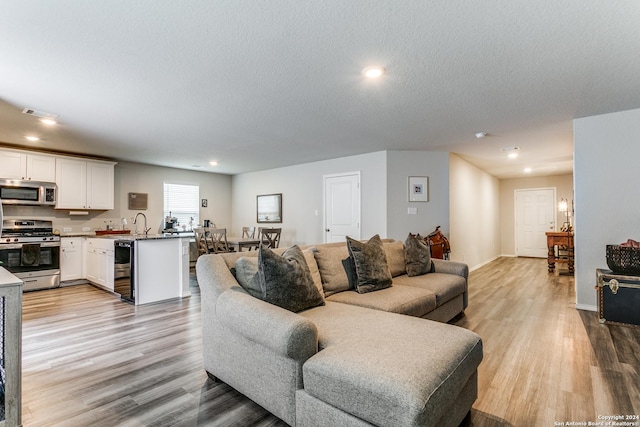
[
  {"x1": 515, "y1": 188, "x2": 556, "y2": 258},
  {"x1": 323, "y1": 172, "x2": 361, "y2": 243}
]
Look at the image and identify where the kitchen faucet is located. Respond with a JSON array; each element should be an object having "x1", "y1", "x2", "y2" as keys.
[{"x1": 133, "y1": 212, "x2": 151, "y2": 235}]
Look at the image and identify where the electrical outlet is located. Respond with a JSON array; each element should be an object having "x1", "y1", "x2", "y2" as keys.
[
  {"x1": 63, "y1": 227, "x2": 72, "y2": 232},
  {"x1": 82, "y1": 227, "x2": 91, "y2": 232}
]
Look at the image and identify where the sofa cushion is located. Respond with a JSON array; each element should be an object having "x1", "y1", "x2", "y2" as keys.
[
  {"x1": 383, "y1": 240, "x2": 407, "y2": 277},
  {"x1": 248, "y1": 245, "x2": 325, "y2": 313},
  {"x1": 234, "y1": 249, "x2": 324, "y2": 297},
  {"x1": 346, "y1": 235, "x2": 392, "y2": 294},
  {"x1": 302, "y1": 249, "x2": 324, "y2": 296},
  {"x1": 405, "y1": 233, "x2": 432, "y2": 277},
  {"x1": 312, "y1": 245, "x2": 352, "y2": 297},
  {"x1": 326, "y1": 286, "x2": 436, "y2": 317},
  {"x1": 299, "y1": 302, "x2": 483, "y2": 427},
  {"x1": 393, "y1": 273, "x2": 466, "y2": 306}
]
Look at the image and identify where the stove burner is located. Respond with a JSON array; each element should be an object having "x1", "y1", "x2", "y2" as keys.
[{"x1": 1, "y1": 219, "x2": 58, "y2": 243}]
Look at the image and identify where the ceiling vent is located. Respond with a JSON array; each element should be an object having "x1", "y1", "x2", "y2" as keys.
[{"x1": 22, "y1": 108, "x2": 58, "y2": 119}]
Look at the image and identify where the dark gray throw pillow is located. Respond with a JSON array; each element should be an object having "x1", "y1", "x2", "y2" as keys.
[
  {"x1": 346, "y1": 234, "x2": 392, "y2": 293},
  {"x1": 405, "y1": 233, "x2": 432, "y2": 277},
  {"x1": 256, "y1": 244, "x2": 325, "y2": 313}
]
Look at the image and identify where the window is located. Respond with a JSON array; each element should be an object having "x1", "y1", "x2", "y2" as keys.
[{"x1": 163, "y1": 182, "x2": 199, "y2": 228}]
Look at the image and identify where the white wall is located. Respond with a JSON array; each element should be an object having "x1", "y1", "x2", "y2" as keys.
[
  {"x1": 574, "y1": 107, "x2": 640, "y2": 311},
  {"x1": 449, "y1": 154, "x2": 501, "y2": 270},
  {"x1": 231, "y1": 151, "x2": 388, "y2": 246},
  {"x1": 386, "y1": 151, "x2": 450, "y2": 240},
  {"x1": 499, "y1": 174, "x2": 574, "y2": 256}
]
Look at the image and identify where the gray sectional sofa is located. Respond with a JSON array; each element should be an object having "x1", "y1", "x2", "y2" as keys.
[{"x1": 196, "y1": 237, "x2": 483, "y2": 427}]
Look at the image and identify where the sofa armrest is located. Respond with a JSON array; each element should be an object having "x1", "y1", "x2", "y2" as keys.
[
  {"x1": 217, "y1": 288, "x2": 319, "y2": 361},
  {"x1": 431, "y1": 259, "x2": 469, "y2": 281}
]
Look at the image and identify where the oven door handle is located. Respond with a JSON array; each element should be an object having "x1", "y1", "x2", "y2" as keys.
[{"x1": 0, "y1": 242, "x2": 61, "y2": 250}]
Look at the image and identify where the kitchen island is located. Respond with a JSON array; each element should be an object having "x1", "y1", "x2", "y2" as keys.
[
  {"x1": 64, "y1": 233, "x2": 191, "y2": 305},
  {"x1": 130, "y1": 234, "x2": 191, "y2": 305}
]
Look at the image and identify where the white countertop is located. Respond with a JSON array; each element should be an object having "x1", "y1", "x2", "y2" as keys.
[
  {"x1": 0, "y1": 267, "x2": 22, "y2": 288},
  {"x1": 61, "y1": 232, "x2": 194, "y2": 240}
]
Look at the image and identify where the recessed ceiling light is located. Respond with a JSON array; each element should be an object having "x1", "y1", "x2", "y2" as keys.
[
  {"x1": 25, "y1": 136, "x2": 40, "y2": 141},
  {"x1": 209, "y1": 161, "x2": 218, "y2": 166},
  {"x1": 362, "y1": 66, "x2": 385, "y2": 78},
  {"x1": 508, "y1": 152, "x2": 519, "y2": 159},
  {"x1": 475, "y1": 132, "x2": 487, "y2": 139},
  {"x1": 39, "y1": 118, "x2": 57, "y2": 126},
  {"x1": 524, "y1": 167, "x2": 532, "y2": 173}
]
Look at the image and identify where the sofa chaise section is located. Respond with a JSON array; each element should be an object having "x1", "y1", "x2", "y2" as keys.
[{"x1": 297, "y1": 302, "x2": 482, "y2": 427}]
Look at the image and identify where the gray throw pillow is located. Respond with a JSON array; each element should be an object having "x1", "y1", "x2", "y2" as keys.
[
  {"x1": 346, "y1": 235, "x2": 393, "y2": 293},
  {"x1": 405, "y1": 233, "x2": 432, "y2": 277},
  {"x1": 256, "y1": 244, "x2": 325, "y2": 313},
  {"x1": 234, "y1": 257, "x2": 261, "y2": 298}
]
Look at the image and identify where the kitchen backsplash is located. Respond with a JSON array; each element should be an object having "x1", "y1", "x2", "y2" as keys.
[{"x1": 1, "y1": 205, "x2": 165, "y2": 235}]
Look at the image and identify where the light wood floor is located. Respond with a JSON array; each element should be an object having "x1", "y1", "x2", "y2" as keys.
[{"x1": 20, "y1": 257, "x2": 640, "y2": 426}]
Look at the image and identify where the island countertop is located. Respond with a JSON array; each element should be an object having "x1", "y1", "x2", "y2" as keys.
[{"x1": 60, "y1": 232, "x2": 194, "y2": 240}]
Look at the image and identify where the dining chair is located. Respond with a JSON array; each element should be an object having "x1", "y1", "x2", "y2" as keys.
[
  {"x1": 259, "y1": 227, "x2": 282, "y2": 249},
  {"x1": 242, "y1": 226, "x2": 256, "y2": 239},
  {"x1": 206, "y1": 228, "x2": 234, "y2": 253},
  {"x1": 193, "y1": 227, "x2": 209, "y2": 256}
]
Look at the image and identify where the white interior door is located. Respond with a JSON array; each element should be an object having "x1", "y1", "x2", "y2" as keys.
[
  {"x1": 515, "y1": 188, "x2": 556, "y2": 258},
  {"x1": 324, "y1": 172, "x2": 360, "y2": 243}
]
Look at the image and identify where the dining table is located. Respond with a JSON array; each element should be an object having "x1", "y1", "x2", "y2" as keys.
[{"x1": 226, "y1": 236, "x2": 268, "y2": 252}]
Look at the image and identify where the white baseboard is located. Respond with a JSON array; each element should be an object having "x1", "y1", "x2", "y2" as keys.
[
  {"x1": 469, "y1": 255, "x2": 501, "y2": 272},
  {"x1": 575, "y1": 304, "x2": 597, "y2": 312}
]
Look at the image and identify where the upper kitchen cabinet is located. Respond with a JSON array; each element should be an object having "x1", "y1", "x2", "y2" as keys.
[
  {"x1": 55, "y1": 157, "x2": 116, "y2": 210},
  {"x1": 0, "y1": 149, "x2": 56, "y2": 182}
]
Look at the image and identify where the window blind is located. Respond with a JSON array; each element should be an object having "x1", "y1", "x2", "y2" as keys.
[{"x1": 163, "y1": 183, "x2": 199, "y2": 228}]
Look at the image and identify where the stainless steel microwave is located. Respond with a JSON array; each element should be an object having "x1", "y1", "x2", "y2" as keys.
[{"x1": 0, "y1": 179, "x2": 56, "y2": 206}]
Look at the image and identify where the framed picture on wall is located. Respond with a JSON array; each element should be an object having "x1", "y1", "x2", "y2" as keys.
[
  {"x1": 257, "y1": 193, "x2": 282, "y2": 223},
  {"x1": 408, "y1": 176, "x2": 429, "y2": 202}
]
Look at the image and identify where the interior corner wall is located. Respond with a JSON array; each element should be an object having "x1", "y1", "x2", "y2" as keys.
[
  {"x1": 499, "y1": 174, "x2": 574, "y2": 256},
  {"x1": 230, "y1": 151, "x2": 388, "y2": 246},
  {"x1": 574, "y1": 107, "x2": 640, "y2": 311},
  {"x1": 449, "y1": 154, "x2": 500, "y2": 270},
  {"x1": 385, "y1": 151, "x2": 450, "y2": 240}
]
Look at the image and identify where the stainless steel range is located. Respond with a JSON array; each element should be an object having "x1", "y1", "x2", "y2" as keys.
[{"x1": 0, "y1": 219, "x2": 60, "y2": 291}]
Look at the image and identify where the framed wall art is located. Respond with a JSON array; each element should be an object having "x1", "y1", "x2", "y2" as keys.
[
  {"x1": 257, "y1": 193, "x2": 282, "y2": 223},
  {"x1": 408, "y1": 176, "x2": 429, "y2": 202}
]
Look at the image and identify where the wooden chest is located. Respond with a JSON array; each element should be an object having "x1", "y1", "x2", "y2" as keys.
[{"x1": 596, "y1": 269, "x2": 640, "y2": 327}]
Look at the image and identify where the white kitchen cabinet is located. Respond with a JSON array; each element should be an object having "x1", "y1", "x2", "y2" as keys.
[
  {"x1": 0, "y1": 149, "x2": 56, "y2": 181},
  {"x1": 85, "y1": 238, "x2": 114, "y2": 291},
  {"x1": 60, "y1": 237, "x2": 83, "y2": 281},
  {"x1": 86, "y1": 161, "x2": 115, "y2": 210},
  {"x1": 55, "y1": 157, "x2": 115, "y2": 210}
]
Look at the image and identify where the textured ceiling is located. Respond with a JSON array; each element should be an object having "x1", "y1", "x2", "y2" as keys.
[{"x1": 1, "y1": 1, "x2": 640, "y2": 178}]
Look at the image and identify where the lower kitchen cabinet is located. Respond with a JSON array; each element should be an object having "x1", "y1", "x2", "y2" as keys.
[
  {"x1": 60, "y1": 237, "x2": 83, "y2": 281},
  {"x1": 86, "y1": 238, "x2": 114, "y2": 291}
]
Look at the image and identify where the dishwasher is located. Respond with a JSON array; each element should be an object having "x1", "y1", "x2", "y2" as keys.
[{"x1": 114, "y1": 240, "x2": 135, "y2": 303}]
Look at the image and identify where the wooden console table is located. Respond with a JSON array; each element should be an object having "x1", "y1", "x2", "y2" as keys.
[{"x1": 546, "y1": 231, "x2": 574, "y2": 274}]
